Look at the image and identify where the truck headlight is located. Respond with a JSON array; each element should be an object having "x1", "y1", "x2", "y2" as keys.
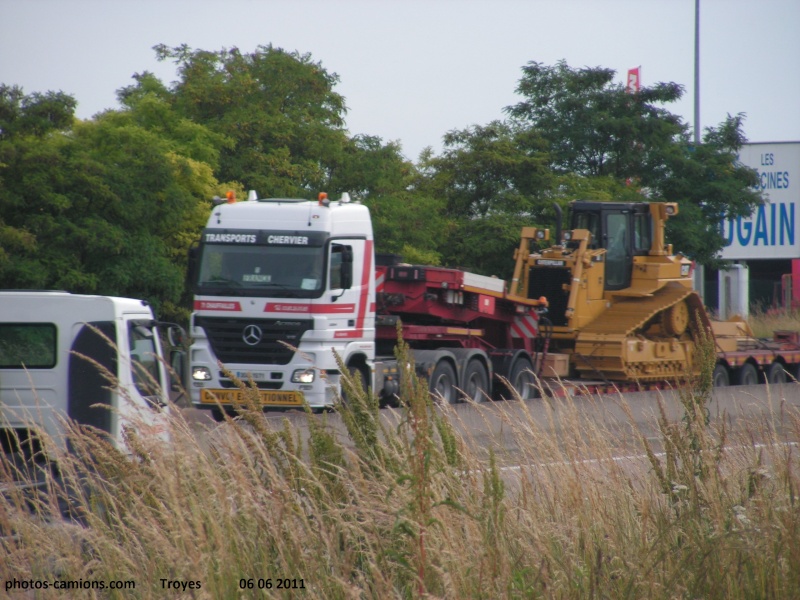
[
  {"x1": 291, "y1": 368, "x2": 316, "y2": 383},
  {"x1": 192, "y1": 366, "x2": 212, "y2": 381}
]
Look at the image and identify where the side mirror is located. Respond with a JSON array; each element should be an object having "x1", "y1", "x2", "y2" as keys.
[{"x1": 166, "y1": 324, "x2": 185, "y2": 348}]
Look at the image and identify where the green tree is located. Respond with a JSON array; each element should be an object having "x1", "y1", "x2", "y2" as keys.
[
  {"x1": 328, "y1": 134, "x2": 446, "y2": 264},
  {"x1": 0, "y1": 87, "x2": 221, "y2": 321},
  {"x1": 0, "y1": 84, "x2": 76, "y2": 140},
  {"x1": 120, "y1": 45, "x2": 441, "y2": 263},
  {"x1": 418, "y1": 121, "x2": 555, "y2": 277},
  {"x1": 134, "y1": 44, "x2": 350, "y2": 197},
  {"x1": 506, "y1": 60, "x2": 762, "y2": 265}
]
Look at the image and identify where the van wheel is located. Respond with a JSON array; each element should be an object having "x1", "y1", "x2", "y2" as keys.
[
  {"x1": 429, "y1": 361, "x2": 457, "y2": 404},
  {"x1": 736, "y1": 363, "x2": 759, "y2": 386},
  {"x1": 712, "y1": 364, "x2": 730, "y2": 387}
]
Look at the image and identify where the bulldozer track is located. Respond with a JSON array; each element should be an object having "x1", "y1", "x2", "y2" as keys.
[
  {"x1": 574, "y1": 283, "x2": 711, "y2": 382},
  {"x1": 580, "y1": 283, "x2": 702, "y2": 336}
]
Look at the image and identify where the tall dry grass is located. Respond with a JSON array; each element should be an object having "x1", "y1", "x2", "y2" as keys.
[
  {"x1": 747, "y1": 306, "x2": 800, "y2": 339},
  {"x1": 1, "y1": 338, "x2": 799, "y2": 599}
]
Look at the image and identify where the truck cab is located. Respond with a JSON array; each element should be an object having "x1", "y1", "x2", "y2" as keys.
[
  {"x1": 189, "y1": 193, "x2": 376, "y2": 414},
  {"x1": 568, "y1": 201, "x2": 656, "y2": 290}
]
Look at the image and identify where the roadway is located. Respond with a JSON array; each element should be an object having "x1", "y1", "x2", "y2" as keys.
[{"x1": 179, "y1": 383, "x2": 800, "y2": 464}]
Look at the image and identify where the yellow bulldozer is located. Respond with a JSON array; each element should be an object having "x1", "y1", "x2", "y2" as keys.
[{"x1": 508, "y1": 201, "x2": 713, "y2": 384}]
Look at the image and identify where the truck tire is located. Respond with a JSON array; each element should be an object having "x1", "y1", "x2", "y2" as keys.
[
  {"x1": 508, "y1": 356, "x2": 537, "y2": 400},
  {"x1": 429, "y1": 360, "x2": 457, "y2": 404},
  {"x1": 461, "y1": 359, "x2": 490, "y2": 402},
  {"x1": 736, "y1": 363, "x2": 759, "y2": 386},
  {"x1": 712, "y1": 363, "x2": 730, "y2": 387},
  {"x1": 767, "y1": 362, "x2": 788, "y2": 385}
]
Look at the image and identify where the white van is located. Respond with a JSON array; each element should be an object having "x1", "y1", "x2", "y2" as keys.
[{"x1": 0, "y1": 291, "x2": 173, "y2": 461}]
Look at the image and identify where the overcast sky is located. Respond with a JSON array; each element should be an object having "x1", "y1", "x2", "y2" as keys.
[{"x1": 1, "y1": 0, "x2": 798, "y2": 161}]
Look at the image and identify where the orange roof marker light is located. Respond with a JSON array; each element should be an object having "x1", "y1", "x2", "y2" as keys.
[
  {"x1": 318, "y1": 192, "x2": 330, "y2": 207},
  {"x1": 211, "y1": 192, "x2": 237, "y2": 206}
]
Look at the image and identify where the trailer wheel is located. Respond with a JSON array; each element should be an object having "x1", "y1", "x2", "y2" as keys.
[
  {"x1": 462, "y1": 359, "x2": 490, "y2": 402},
  {"x1": 767, "y1": 362, "x2": 788, "y2": 385},
  {"x1": 508, "y1": 357, "x2": 537, "y2": 400},
  {"x1": 736, "y1": 363, "x2": 759, "y2": 386},
  {"x1": 712, "y1": 364, "x2": 730, "y2": 387},
  {"x1": 429, "y1": 361, "x2": 457, "y2": 404}
]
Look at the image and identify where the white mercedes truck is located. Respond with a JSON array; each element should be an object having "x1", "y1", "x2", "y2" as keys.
[
  {"x1": 189, "y1": 192, "x2": 376, "y2": 415},
  {"x1": 188, "y1": 192, "x2": 548, "y2": 418}
]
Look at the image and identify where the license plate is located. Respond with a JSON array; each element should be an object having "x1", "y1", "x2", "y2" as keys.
[{"x1": 200, "y1": 389, "x2": 303, "y2": 406}]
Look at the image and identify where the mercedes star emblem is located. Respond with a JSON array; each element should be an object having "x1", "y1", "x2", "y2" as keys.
[{"x1": 242, "y1": 324, "x2": 263, "y2": 346}]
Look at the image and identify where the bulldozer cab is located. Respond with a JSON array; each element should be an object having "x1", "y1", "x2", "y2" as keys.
[{"x1": 569, "y1": 202, "x2": 653, "y2": 291}]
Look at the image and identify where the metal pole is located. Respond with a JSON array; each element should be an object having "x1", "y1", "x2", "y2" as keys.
[
  {"x1": 694, "y1": 0, "x2": 700, "y2": 144},
  {"x1": 692, "y1": 0, "x2": 706, "y2": 302}
]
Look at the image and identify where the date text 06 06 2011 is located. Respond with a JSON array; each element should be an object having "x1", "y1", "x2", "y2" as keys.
[{"x1": 239, "y1": 578, "x2": 305, "y2": 590}]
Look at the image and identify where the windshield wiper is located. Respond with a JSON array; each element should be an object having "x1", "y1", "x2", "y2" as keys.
[
  {"x1": 254, "y1": 282, "x2": 307, "y2": 297},
  {"x1": 202, "y1": 278, "x2": 242, "y2": 288}
]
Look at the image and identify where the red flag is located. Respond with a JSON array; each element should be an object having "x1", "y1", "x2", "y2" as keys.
[{"x1": 626, "y1": 67, "x2": 640, "y2": 93}]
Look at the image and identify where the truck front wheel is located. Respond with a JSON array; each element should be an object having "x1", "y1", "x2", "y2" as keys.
[{"x1": 429, "y1": 361, "x2": 457, "y2": 404}]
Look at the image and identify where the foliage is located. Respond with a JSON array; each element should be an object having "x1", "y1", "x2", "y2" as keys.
[
  {"x1": 143, "y1": 44, "x2": 350, "y2": 197},
  {"x1": 505, "y1": 60, "x2": 763, "y2": 266},
  {"x1": 0, "y1": 87, "x2": 219, "y2": 321},
  {"x1": 121, "y1": 47, "x2": 425, "y2": 260},
  {"x1": 418, "y1": 121, "x2": 554, "y2": 277},
  {"x1": 0, "y1": 84, "x2": 76, "y2": 140},
  {"x1": 0, "y1": 54, "x2": 772, "y2": 312},
  {"x1": 660, "y1": 114, "x2": 763, "y2": 267}
]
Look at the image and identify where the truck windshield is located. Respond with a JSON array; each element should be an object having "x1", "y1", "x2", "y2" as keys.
[{"x1": 196, "y1": 244, "x2": 326, "y2": 298}]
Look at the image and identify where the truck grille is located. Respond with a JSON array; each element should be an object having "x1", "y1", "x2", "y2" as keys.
[
  {"x1": 528, "y1": 267, "x2": 570, "y2": 327},
  {"x1": 195, "y1": 316, "x2": 313, "y2": 365}
]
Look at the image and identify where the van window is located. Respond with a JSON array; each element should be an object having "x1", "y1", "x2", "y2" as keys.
[
  {"x1": 129, "y1": 322, "x2": 163, "y2": 400},
  {"x1": 0, "y1": 324, "x2": 57, "y2": 368}
]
